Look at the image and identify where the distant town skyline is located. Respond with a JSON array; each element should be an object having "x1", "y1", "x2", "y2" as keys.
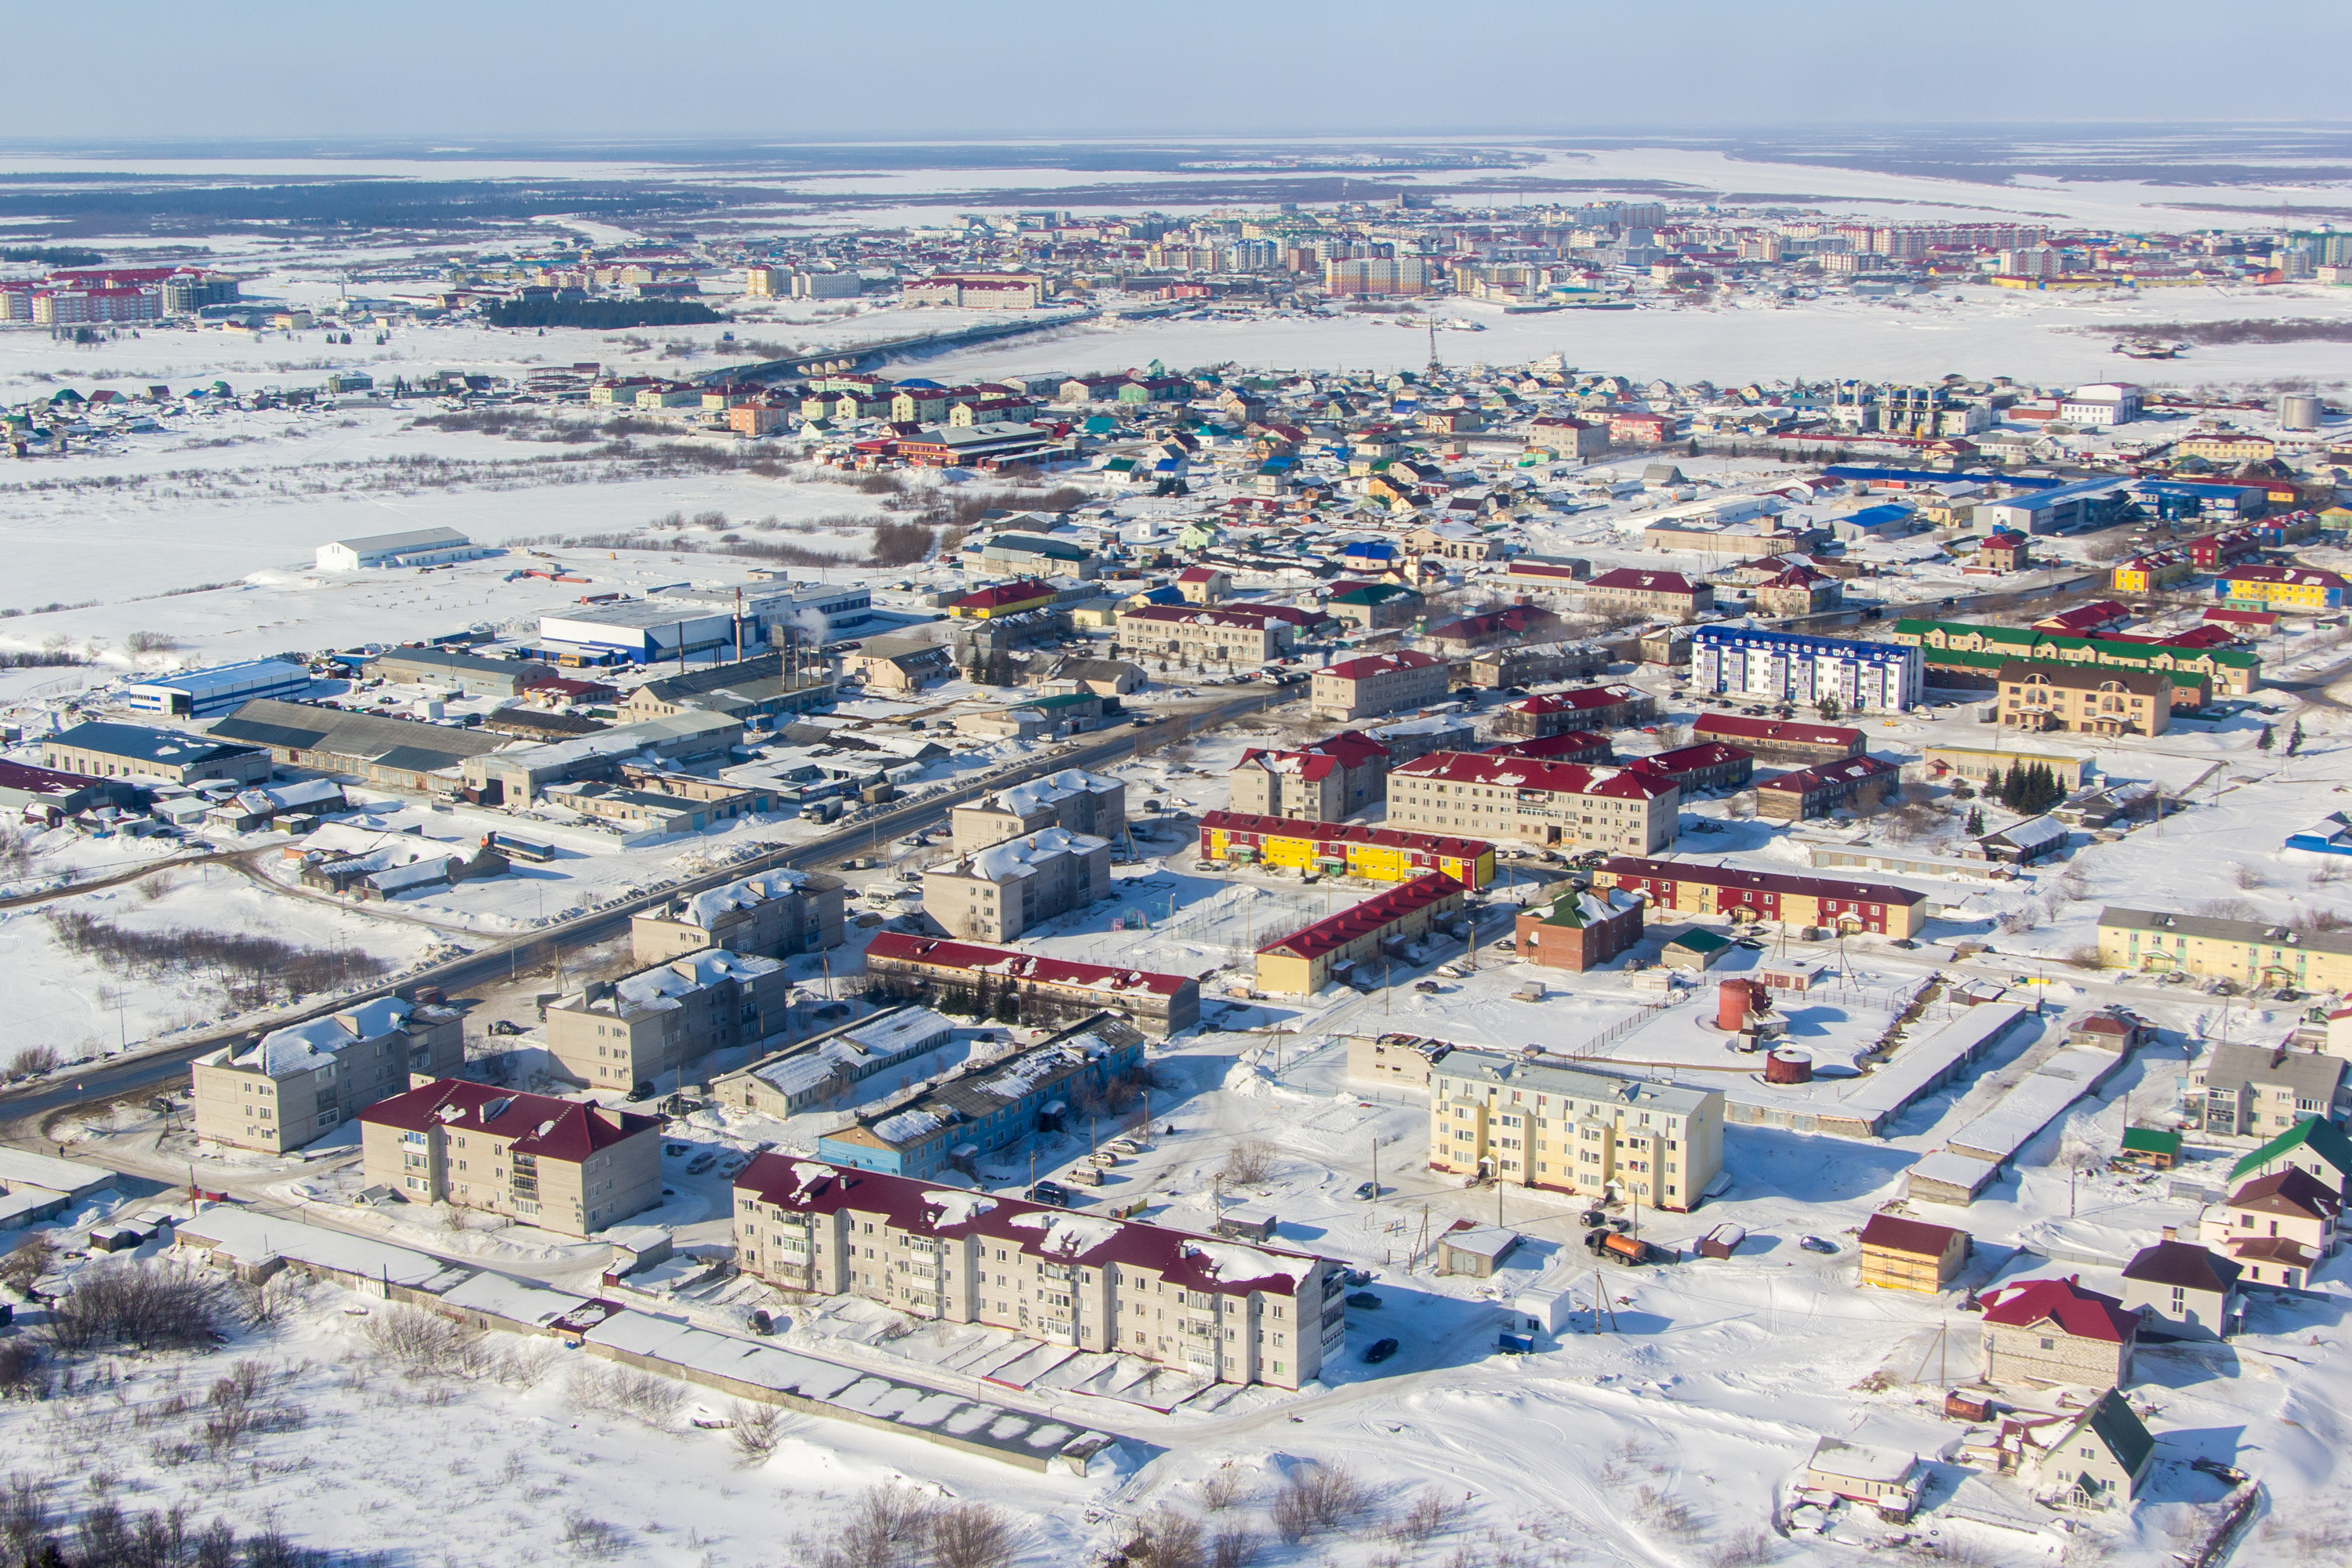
[{"x1": 0, "y1": 1, "x2": 2344, "y2": 143}]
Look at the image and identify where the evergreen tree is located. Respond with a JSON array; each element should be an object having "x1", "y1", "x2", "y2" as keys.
[
  {"x1": 2258, "y1": 724, "x2": 2275, "y2": 752},
  {"x1": 1999, "y1": 760, "x2": 2023, "y2": 811},
  {"x1": 2288, "y1": 720, "x2": 2304, "y2": 757},
  {"x1": 1965, "y1": 805, "x2": 1985, "y2": 836}
]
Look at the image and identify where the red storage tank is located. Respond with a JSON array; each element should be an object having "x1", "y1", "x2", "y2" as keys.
[
  {"x1": 1765, "y1": 1048, "x2": 1813, "y2": 1084},
  {"x1": 1716, "y1": 978, "x2": 1754, "y2": 1032}
]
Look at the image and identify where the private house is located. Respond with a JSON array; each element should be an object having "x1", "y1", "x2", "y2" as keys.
[
  {"x1": 2197, "y1": 1167, "x2": 2340, "y2": 1287},
  {"x1": 628, "y1": 868, "x2": 845, "y2": 966},
  {"x1": 1979, "y1": 1276, "x2": 2140, "y2": 1388},
  {"x1": 733, "y1": 1156, "x2": 1341, "y2": 1388},
  {"x1": 1427, "y1": 1048, "x2": 1726, "y2": 1212},
  {"x1": 1252, "y1": 873, "x2": 1466, "y2": 996},
  {"x1": 862, "y1": 932, "x2": 1200, "y2": 1034},
  {"x1": 1600, "y1": 858, "x2": 1928, "y2": 937},
  {"x1": 1227, "y1": 733, "x2": 1388, "y2": 820},
  {"x1": 1309, "y1": 650, "x2": 1450, "y2": 721},
  {"x1": 2187, "y1": 1042, "x2": 2351, "y2": 1139},
  {"x1": 2099, "y1": 907, "x2": 2352, "y2": 993},
  {"x1": 2227, "y1": 1116, "x2": 2352, "y2": 1196},
  {"x1": 1856, "y1": 1213, "x2": 1970, "y2": 1292},
  {"x1": 1388, "y1": 752, "x2": 1679, "y2": 855},
  {"x1": 2118, "y1": 1240, "x2": 2240, "y2": 1340},
  {"x1": 1996, "y1": 662, "x2": 2173, "y2": 737},
  {"x1": 2027, "y1": 1390, "x2": 2158, "y2": 1512},
  {"x1": 1175, "y1": 566, "x2": 1231, "y2": 604},
  {"x1": 1693, "y1": 713, "x2": 1865, "y2": 765},
  {"x1": 949, "y1": 769, "x2": 1125, "y2": 852},
  {"x1": 43, "y1": 721, "x2": 272, "y2": 788},
  {"x1": 543, "y1": 949, "x2": 789, "y2": 1092},
  {"x1": 922, "y1": 827, "x2": 1112, "y2": 942},
  {"x1": 1973, "y1": 530, "x2": 2031, "y2": 574},
  {"x1": 816, "y1": 1014, "x2": 1145, "y2": 1179},
  {"x1": 1800, "y1": 1439, "x2": 1920, "y2": 1523},
  {"x1": 191, "y1": 998, "x2": 465, "y2": 1155},
  {"x1": 358, "y1": 1080, "x2": 660, "y2": 1237},
  {"x1": 1755, "y1": 755, "x2": 1901, "y2": 822},
  {"x1": 1513, "y1": 886, "x2": 1643, "y2": 972},
  {"x1": 1198, "y1": 811, "x2": 1494, "y2": 891},
  {"x1": 1584, "y1": 568, "x2": 1713, "y2": 622}
]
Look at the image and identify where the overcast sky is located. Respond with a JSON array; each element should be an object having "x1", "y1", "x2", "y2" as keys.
[{"x1": 2, "y1": 2, "x2": 2347, "y2": 144}]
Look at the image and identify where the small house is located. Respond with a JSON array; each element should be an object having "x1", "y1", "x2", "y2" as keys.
[
  {"x1": 1857, "y1": 1213, "x2": 1971, "y2": 1293},
  {"x1": 1799, "y1": 1437, "x2": 1919, "y2": 1522},
  {"x1": 2227, "y1": 1116, "x2": 2352, "y2": 1196},
  {"x1": 2028, "y1": 1389, "x2": 2158, "y2": 1511},
  {"x1": 2197, "y1": 1166, "x2": 2340, "y2": 1287},
  {"x1": 1661, "y1": 928, "x2": 1732, "y2": 972},
  {"x1": 2118, "y1": 1240, "x2": 2239, "y2": 1340},
  {"x1": 2072, "y1": 1009, "x2": 2147, "y2": 1054},
  {"x1": 2116, "y1": 1126, "x2": 2181, "y2": 1171},
  {"x1": 1436, "y1": 1221, "x2": 1522, "y2": 1278}
]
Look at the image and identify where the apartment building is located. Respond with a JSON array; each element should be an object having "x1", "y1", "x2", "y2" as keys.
[
  {"x1": 192, "y1": 997, "x2": 465, "y2": 1155},
  {"x1": 1198, "y1": 810, "x2": 1494, "y2": 891},
  {"x1": 1309, "y1": 650, "x2": 1450, "y2": 720},
  {"x1": 1625, "y1": 741, "x2": 1753, "y2": 795},
  {"x1": 1427, "y1": 1049, "x2": 1725, "y2": 1213},
  {"x1": 43, "y1": 721, "x2": 272, "y2": 788},
  {"x1": 629, "y1": 868, "x2": 845, "y2": 966},
  {"x1": 359, "y1": 1079, "x2": 661, "y2": 1238},
  {"x1": 1491, "y1": 684, "x2": 1653, "y2": 738},
  {"x1": 1584, "y1": 568, "x2": 1713, "y2": 622},
  {"x1": 2185, "y1": 1042, "x2": 2350, "y2": 1141},
  {"x1": 1226, "y1": 731, "x2": 1388, "y2": 819},
  {"x1": 817, "y1": 1014, "x2": 1145, "y2": 1178},
  {"x1": 948, "y1": 768, "x2": 1125, "y2": 852},
  {"x1": 1253, "y1": 873, "x2": 1467, "y2": 996},
  {"x1": 863, "y1": 932, "x2": 1200, "y2": 1034},
  {"x1": 1996, "y1": 662, "x2": 2173, "y2": 737},
  {"x1": 2217, "y1": 563, "x2": 2347, "y2": 612},
  {"x1": 1388, "y1": 753, "x2": 1679, "y2": 855},
  {"x1": 1117, "y1": 604, "x2": 1302, "y2": 665},
  {"x1": 734, "y1": 1157, "x2": 1345, "y2": 1389},
  {"x1": 1692, "y1": 713, "x2": 1865, "y2": 765},
  {"x1": 2097, "y1": 907, "x2": 2352, "y2": 993},
  {"x1": 1601, "y1": 857, "x2": 1929, "y2": 938},
  {"x1": 1693, "y1": 626, "x2": 1924, "y2": 713},
  {"x1": 712, "y1": 1007, "x2": 960, "y2": 1117},
  {"x1": 543, "y1": 949, "x2": 789, "y2": 1091},
  {"x1": 903, "y1": 272, "x2": 1044, "y2": 309},
  {"x1": 1514, "y1": 885, "x2": 1644, "y2": 972},
  {"x1": 1755, "y1": 755, "x2": 1902, "y2": 822},
  {"x1": 923, "y1": 827, "x2": 1112, "y2": 942}
]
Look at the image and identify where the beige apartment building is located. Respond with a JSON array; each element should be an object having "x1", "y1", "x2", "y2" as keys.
[
  {"x1": 923, "y1": 827, "x2": 1112, "y2": 942},
  {"x1": 1389, "y1": 751, "x2": 1679, "y2": 854},
  {"x1": 359, "y1": 1079, "x2": 661, "y2": 1237},
  {"x1": 1116, "y1": 604, "x2": 1299, "y2": 666},
  {"x1": 948, "y1": 768, "x2": 1125, "y2": 853},
  {"x1": 1309, "y1": 650, "x2": 1450, "y2": 720},
  {"x1": 543, "y1": 949, "x2": 789, "y2": 1092},
  {"x1": 1995, "y1": 661, "x2": 2173, "y2": 737},
  {"x1": 192, "y1": 997, "x2": 464, "y2": 1154},
  {"x1": 1428, "y1": 1049, "x2": 1725, "y2": 1213},
  {"x1": 630, "y1": 868, "x2": 845, "y2": 966},
  {"x1": 734, "y1": 1157, "x2": 1346, "y2": 1389}
]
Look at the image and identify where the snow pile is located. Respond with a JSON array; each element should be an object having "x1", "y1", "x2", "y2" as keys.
[
  {"x1": 1008, "y1": 1211, "x2": 1123, "y2": 1255},
  {"x1": 1179, "y1": 1238, "x2": 1315, "y2": 1288},
  {"x1": 922, "y1": 1190, "x2": 998, "y2": 1228}
]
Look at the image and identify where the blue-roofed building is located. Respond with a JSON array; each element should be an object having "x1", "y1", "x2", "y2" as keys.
[
  {"x1": 1693, "y1": 625, "x2": 1925, "y2": 713},
  {"x1": 122, "y1": 659, "x2": 313, "y2": 718},
  {"x1": 1825, "y1": 466, "x2": 2066, "y2": 492},
  {"x1": 2132, "y1": 479, "x2": 2269, "y2": 524},
  {"x1": 1830, "y1": 503, "x2": 1918, "y2": 543}
]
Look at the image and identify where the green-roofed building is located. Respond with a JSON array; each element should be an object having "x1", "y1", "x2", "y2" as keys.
[
  {"x1": 1324, "y1": 580, "x2": 1423, "y2": 630},
  {"x1": 1661, "y1": 927, "x2": 1733, "y2": 972},
  {"x1": 1891, "y1": 617, "x2": 2259, "y2": 699},
  {"x1": 2118, "y1": 1126, "x2": 2182, "y2": 1171},
  {"x1": 2229, "y1": 1115, "x2": 2352, "y2": 1193},
  {"x1": 2038, "y1": 1388, "x2": 2158, "y2": 1510}
]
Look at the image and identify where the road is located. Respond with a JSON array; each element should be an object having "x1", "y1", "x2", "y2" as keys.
[{"x1": 0, "y1": 687, "x2": 1290, "y2": 1133}]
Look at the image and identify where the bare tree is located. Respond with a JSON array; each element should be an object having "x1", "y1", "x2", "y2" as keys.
[
  {"x1": 821, "y1": 1480, "x2": 935, "y2": 1568},
  {"x1": 729, "y1": 1400, "x2": 786, "y2": 1465},
  {"x1": 1219, "y1": 1138, "x2": 1278, "y2": 1186},
  {"x1": 1128, "y1": 1511, "x2": 1205, "y2": 1568},
  {"x1": 1269, "y1": 1461, "x2": 1370, "y2": 1543},
  {"x1": 1209, "y1": 1528, "x2": 1261, "y2": 1568},
  {"x1": 928, "y1": 1503, "x2": 1015, "y2": 1568}
]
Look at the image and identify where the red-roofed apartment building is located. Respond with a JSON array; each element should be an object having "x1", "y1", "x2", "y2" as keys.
[
  {"x1": 734, "y1": 1157, "x2": 1344, "y2": 1388},
  {"x1": 1311, "y1": 649, "x2": 1450, "y2": 720},
  {"x1": 359, "y1": 1080, "x2": 662, "y2": 1236},
  {"x1": 1228, "y1": 730, "x2": 1389, "y2": 818},
  {"x1": 1254, "y1": 873, "x2": 1466, "y2": 994},
  {"x1": 1492, "y1": 684, "x2": 1656, "y2": 738},
  {"x1": 1391, "y1": 752, "x2": 1678, "y2": 854},
  {"x1": 1979, "y1": 1276, "x2": 2140, "y2": 1387},
  {"x1": 1584, "y1": 568, "x2": 1713, "y2": 622},
  {"x1": 863, "y1": 931, "x2": 1200, "y2": 1033}
]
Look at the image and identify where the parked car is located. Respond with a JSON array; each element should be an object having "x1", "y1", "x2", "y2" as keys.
[
  {"x1": 1412, "y1": 979, "x2": 1442, "y2": 994},
  {"x1": 488, "y1": 1019, "x2": 524, "y2": 1036},
  {"x1": 1345, "y1": 1291, "x2": 1382, "y2": 1309},
  {"x1": 685, "y1": 1152, "x2": 717, "y2": 1175},
  {"x1": 626, "y1": 1081, "x2": 656, "y2": 1102},
  {"x1": 1800, "y1": 1234, "x2": 1838, "y2": 1254},
  {"x1": 1027, "y1": 1181, "x2": 1073, "y2": 1208},
  {"x1": 1362, "y1": 1338, "x2": 1400, "y2": 1364},
  {"x1": 1353, "y1": 1181, "x2": 1379, "y2": 1200}
]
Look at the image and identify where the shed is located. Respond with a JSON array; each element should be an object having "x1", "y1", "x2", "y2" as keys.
[
  {"x1": 1436, "y1": 1220, "x2": 1522, "y2": 1278},
  {"x1": 1904, "y1": 1150, "x2": 2001, "y2": 1207},
  {"x1": 1857, "y1": 1212, "x2": 1971, "y2": 1292},
  {"x1": 1505, "y1": 1264, "x2": 1582, "y2": 1336},
  {"x1": 1698, "y1": 1222, "x2": 1747, "y2": 1260},
  {"x1": 1661, "y1": 927, "x2": 1732, "y2": 972},
  {"x1": 1214, "y1": 1205, "x2": 1277, "y2": 1243},
  {"x1": 2117, "y1": 1127, "x2": 2180, "y2": 1171}
]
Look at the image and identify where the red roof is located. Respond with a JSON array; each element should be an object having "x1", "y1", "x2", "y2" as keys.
[
  {"x1": 865, "y1": 931, "x2": 1195, "y2": 997},
  {"x1": 1756, "y1": 755, "x2": 1900, "y2": 797},
  {"x1": 1693, "y1": 713, "x2": 1864, "y2": 750},
  {"x1": 735, "y1": 1157, "x2": 1323, "y2": 1298},
  {"x1": 1200, "y1": 809, "x2": 1490, "y2": 862},
  {"x1": 358, "y1": 1080, "x2": 655, "y2": 1163},
  {"x1": 0, "y1": 759, "x2": 96, "y2": 799},
  {"x1": 1628, "y1": 741, "x2": 1749, "y2": 779},
  {"x1": 1515, "y1": 684, "x2": 1639, "y2": 714},
  {"x1": 954, "y1": 579, "x2": 1055, "y2": 611},
  {"x1": 1234, "y1": 747, "x2": 1338, "y2": 781},
  {"x1": 1319, "y1": 649, "x2": 1445, "y2": 681},
  {"x1": 1588, "y1": 568, "x2": 1702, "y2": 595},
  {"x1": 1978, "y1": 1276, "x2": 2138, "y2": 1345},
  {"x1": 1484, "y1": 729, "x2": 1613, "y2": 762},
  {"x1": 1600, "y1": 855, "x2": 1926, "y2": 907},
  {"x1": 1396, "y1": 751, "x2": 1672, "y2": 801},
  {"x1": 1176, "y1": 566, "x2": 1223, "y2": 583},
  {"x1": 1259, "y1": 872, "x2": 1463, "y2": 960},
  {"x1": 1857, "y1": 1212, "x2": 1966, "y2": 1258}
]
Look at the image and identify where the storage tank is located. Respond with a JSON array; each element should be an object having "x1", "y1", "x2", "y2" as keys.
[
  {"x1": 1716, "y1": 978, "x2": 1755, "y2": 1032},
  {"x1": 1765, "y1": 1048, "x2": 1814, "y2": 1085},
  {"x1": 2279, "y1": 392, "x2": 2322, "y2": 431}
]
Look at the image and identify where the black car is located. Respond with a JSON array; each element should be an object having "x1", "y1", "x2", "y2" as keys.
[
  {"x1": 1345, "y1": 1291, "x2": 1382, "y2": 1309},
  {"x1": 1362, "y1": 1338, "x2": 1399, "y2": 1364},
  {"x1": 626, "y1": 1081, "x2": 656, "y2": 1102},
  {"x1": 1027, "y1": 1181, "x2": 1073, "y2": 1208}
]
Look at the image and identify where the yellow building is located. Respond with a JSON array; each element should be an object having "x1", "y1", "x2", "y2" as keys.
[
  {"x1": 2174, "y1": 434, "x2": 2278, "y2": 464},
  {"x1": 2217, "y1": 564, "x2": 2347, "y2": 612},
  {"x1": 2099, "y1": 907, "x2": 2352, "y2": 992},
  {"x1": 1199, "y1": 810, "x2": 1493, "y2": 891},
  {"x1": 1857, "y1": 1214, "x2": 1971, "y2": 1293},
  {"x1": 1428, "y1": 1047, "x2": 1725, "y2": 1213},
  {"x1": 1251, "y1": 873, "x2": 1465, "y2": 996},
  {"x1": 1922, "y1": 746, "x2": 2095, "y2": 792},
  {"x1": 745, "y1": 266, "x2": 782, "y2": 297},
  {"x1": 949, "y1": 579, "x2": 1058, "y2": 619},
  {"x1": 2111, "y1": 553, "x2": 2194, "y2": 594}
]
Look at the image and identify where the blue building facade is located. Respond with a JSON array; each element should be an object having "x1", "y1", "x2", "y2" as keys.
[{"x1": 1693, "y1": 625, "x2": 1924, "y2": 713}]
